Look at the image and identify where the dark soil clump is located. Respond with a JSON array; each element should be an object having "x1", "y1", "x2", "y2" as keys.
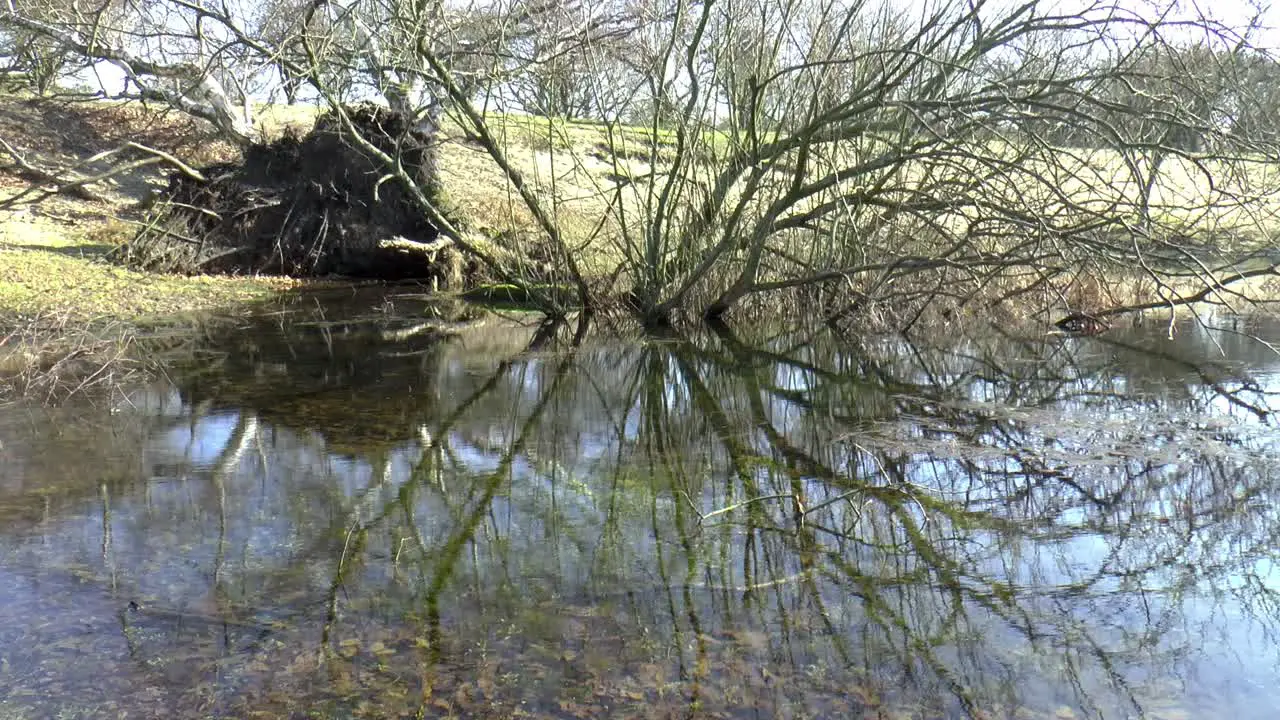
[{"x1": 122, "y1": 105, "x2": 467, "y2": 284}]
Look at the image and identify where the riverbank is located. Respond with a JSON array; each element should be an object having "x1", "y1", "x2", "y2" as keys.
[
  {"x1": 0, "y1": 198, "x2": 308, "y2": 400},
  {"x1": 0, "y1": 230, "x2": 302, "y2": 399},
  {"x1": 0, "y1": 94, "x2": 308, "y2": 398},
  {"x1": 0, "y1": 94, "x2": 309, "y2": 317},
  {"x1": 0, "y1": 92, "x2": 615, "y2": 399},
  {"x1": 2, "y1": 90, "x2": 1279, "y2": 401}
]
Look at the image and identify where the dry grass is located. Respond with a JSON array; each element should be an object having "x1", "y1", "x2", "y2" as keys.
[{"x1": 0, "y1": 311, "x2": 144, "y2": 404}]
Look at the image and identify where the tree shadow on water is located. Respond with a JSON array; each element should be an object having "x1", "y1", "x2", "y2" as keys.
[{"x1": 6, "y1": 309, "x2": 1280, "y2": 718}]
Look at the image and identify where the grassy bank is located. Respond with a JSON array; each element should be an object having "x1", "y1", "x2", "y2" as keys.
[
  {"x1": 0, "y1": 218, "x2": 302, "y2": 400},
  {"x1": 2, "y1": 90, "x2": 1278, "y2": 402},
  {"x1": 0, "y1": 94, "x2": 306, "y2": 319},
  {"x1": 0, "y1": 97, "x2": 299, "y2": 400},
  {"x1": 0, "y1": 241, "x2": 304, "y2": 400},
  {"x1": 0, "y1": 223, "x2": 299, "y2": 320},
  {"x1": 0, "y1": 94, "x2": 320, "y2": 398}
]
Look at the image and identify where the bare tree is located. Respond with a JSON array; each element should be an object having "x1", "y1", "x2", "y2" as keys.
[
  {"x1": 2, "y1": 0, "x2": 1278, "y2": 325},
  {"x1": 499, "y1": 0, "x2": 639, "y2": 118},
  {"x1": 0, "y1": 0, "x2": 256, "y2": 141},
  {"x1": 586, "y1": 0, "x2": 1280, "y2": 323},
  {"x1": 0, "y1": 0, "x2": 133, "y2": 95},
  {"x1": 1, "y1": 2, "x2": 71, "y2": 94},
  {"x1": 241, "y1": 0, "x2": 314, "y2": 104},
  {"x1": 1220, "y1": 50, "x2": 1280, "y2": 146}
]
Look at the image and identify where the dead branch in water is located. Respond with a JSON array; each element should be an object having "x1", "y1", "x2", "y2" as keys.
[
  {"x1": 0, "y1": 312, "x2": 148, "y2": 404},
  {"x1": 1087, "y1": 264, "x2": 1280, "y2": 323}
]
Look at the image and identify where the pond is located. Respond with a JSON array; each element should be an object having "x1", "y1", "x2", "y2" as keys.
[{"x1": 1, "y1": 290, "x2": 1279, "y2": 719}]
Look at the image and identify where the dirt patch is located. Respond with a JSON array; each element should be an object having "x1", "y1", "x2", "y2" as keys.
[
  {"x1": 0, "y1": 95, "x2": 235, "y2": 206},
  {"x1": 120, "y1": 104, "x2": 474, "y2": 283}
]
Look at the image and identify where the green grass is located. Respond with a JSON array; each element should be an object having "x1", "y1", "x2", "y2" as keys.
[
  {"x1": 169, "y1": 101, "x2": 1280, "y2": 258},
  {"x1": 5, "y1": 94, "x2": 1279, "y2": 330},
  {"x1": 0, "y1": 216, "x2": 300, "y2": 323}
]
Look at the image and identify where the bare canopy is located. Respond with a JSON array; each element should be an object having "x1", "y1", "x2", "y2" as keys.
[{"x1": 3, "y1": 0, "x2": 1279, "y2": 324}]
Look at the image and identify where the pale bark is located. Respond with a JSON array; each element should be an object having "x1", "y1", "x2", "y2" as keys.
[{"x1": 0, "y1": 10, "x2": 254, "y2": 144}]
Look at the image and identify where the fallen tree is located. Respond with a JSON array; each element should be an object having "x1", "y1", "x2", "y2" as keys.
[
  {"x1": 120, "y1": 104, "x2": 473, "y2": 285},
  {"x1": 8, "y1": 0, "x2": 1280, "y2": 328}
]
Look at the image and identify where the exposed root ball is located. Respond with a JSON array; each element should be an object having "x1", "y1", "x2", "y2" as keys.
[{"x1": 124, "y1": 104, "x2": 468, "y2": 284}]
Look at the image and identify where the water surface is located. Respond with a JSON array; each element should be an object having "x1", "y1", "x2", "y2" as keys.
[{"x1": 2, "y1": 293, "x2": 1279, "y2": 719}]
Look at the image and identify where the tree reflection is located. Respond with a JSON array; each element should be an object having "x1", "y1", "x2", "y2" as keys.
[{"x1": 2, "y1": 307, "x2": 1280, "y2": 718}]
